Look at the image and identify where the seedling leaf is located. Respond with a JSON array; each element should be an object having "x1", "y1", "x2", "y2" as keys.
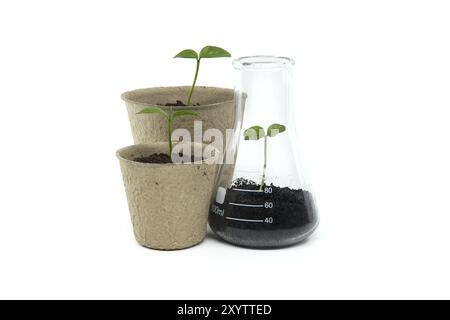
[
  {"x1": 174, "y1": 49, "x2": 199, "y2": 60},
  {"x1": 138, "y1": 108, "x2": 201, "y2": 155},
  {"x1": 137, "y1": 107, "x2": 168, "y2": 119},
  {"x1": 176, "y1": 45, "x2": 231, "y2": 105},
  {"x1": 172, "y1": 110, "x2": 198, "y2": 118},
  {"x1": 244, "y1": 126, "x2": 266, "y2": 140},
  {"x1": 267, "y1": 124, "x2": 286, "y2": 138},
  {"x1": 199, "y1": 46, "x2": 231, "y2": 59}
]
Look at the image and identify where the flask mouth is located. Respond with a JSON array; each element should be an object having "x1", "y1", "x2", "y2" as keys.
[{"x1": 233, "y1": 56, "x2": 295, "y2": 70}]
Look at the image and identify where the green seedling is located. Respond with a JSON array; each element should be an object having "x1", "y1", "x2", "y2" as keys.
[
  {"x1": 137, "y1": 108, "x2": 198, "y2": 155},
  {"x1": 244, "y1": 123, "x2": 287, "y2": 190},
  {"x1": 174, "y1": 46, "x2": 231, "y2": 105}
]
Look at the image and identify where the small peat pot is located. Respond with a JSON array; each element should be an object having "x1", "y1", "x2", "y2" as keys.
[
  {"x1": 121, "y1": 86, "x2": 234, "y2": 144},
  {"x1": 116, "y1": 143, "x2": 218, "y2": 250}
]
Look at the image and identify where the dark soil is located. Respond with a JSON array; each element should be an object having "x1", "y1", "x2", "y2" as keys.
[
  {"x1": 159, "y1": 100, "x2": 200, "y2": 107},
  {"x1": 133, "y1": 153, "x2": 172, "y2": 164},
  {"x1": 209, "y1": 178, "x2": 319, "y2": 248},
  {"x1": 133, "y1": 153, "x2": 203, "y2": 164}
]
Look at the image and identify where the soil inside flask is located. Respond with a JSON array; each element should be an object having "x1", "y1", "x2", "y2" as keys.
[{"x1": 210, "y1": 178, "x2": 318, "y2": 248}]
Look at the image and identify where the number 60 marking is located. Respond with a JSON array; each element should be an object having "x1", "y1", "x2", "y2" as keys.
[{"x1": 264, "y1": 202, "x2": 273, "y2": 209}]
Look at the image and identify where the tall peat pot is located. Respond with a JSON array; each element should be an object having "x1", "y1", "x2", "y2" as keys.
[{"x1": 122, "y1": 86, "x2": 235, "y2": 144}]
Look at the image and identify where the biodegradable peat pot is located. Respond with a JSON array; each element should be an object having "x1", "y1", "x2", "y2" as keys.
[
  {"x1": 116, "y1": 143, "x2": 217, "y2": 250},
  {"x1": 121, "y1": 86, "x2": 235, "y2": 144}
]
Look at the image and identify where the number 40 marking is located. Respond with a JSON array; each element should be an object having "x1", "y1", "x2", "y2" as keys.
[{"x1": 264, "y1": 217, "x2": 274, "y2": 224}]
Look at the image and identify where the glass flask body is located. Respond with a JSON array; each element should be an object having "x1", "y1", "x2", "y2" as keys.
[{"x1": 209, "y1": 56, "x2": 319, "y2": 248}]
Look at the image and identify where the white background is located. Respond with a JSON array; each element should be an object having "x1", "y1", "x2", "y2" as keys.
[{"x1": 0, "y1": 0, "x2": 449, "y2": 300}]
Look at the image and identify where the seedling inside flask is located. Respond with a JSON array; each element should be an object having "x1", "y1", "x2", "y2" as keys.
[{"x1": 243, "y1": 123, "x2": 286, "y2": 190}]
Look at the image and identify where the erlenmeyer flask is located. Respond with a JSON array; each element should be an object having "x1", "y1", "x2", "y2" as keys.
[{"x1": 209, "y1": 56, "x2": 319, "y2": 248}]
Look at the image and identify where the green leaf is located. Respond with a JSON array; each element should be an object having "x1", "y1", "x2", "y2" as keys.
[
  {"x1": 267, "y1": 123, "x2": 286, "y2": 138},
  {"x1": 199, "y1": 46, "x2": 231, "y2": 59},
  {"x1": 172, "y1": 110, "x2": 198, "y2": 118},
  {"x1": 174, "y1": 49, "x2": 199, "y2": 59},
  {"x1": 136, "y1": 107, "x2": 169, "y2": 119},
  {"x1": 244, "y1": 126, "x2": 265, "y2": 140}
]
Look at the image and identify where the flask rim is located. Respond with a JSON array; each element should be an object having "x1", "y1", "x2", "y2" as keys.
[{"x1": 233, "y1": 56, "x2": 295, "y2": 70}]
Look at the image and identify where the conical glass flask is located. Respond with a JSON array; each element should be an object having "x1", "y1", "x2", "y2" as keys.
[{"x1": 209, "y1": 56, "x2": 319, "y2": 248}]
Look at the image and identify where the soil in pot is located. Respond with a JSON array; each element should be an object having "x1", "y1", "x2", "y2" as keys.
[
  {"x1": 159, "y1": 100, "x2": 201, "y2": 107},
  {"x1": 133, "y1": 153, "x2": 172, "y2": 164},
  {"x1": 133, "y1": 153, "x2": 204, "y2": 164},
  {"x1": 209, "y1": 178, "x2": 318, "y2": 248}
]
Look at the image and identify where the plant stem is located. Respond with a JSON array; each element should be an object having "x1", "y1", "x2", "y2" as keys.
[
  {"x1": 260, "y1": 136, "x2": 268, "y2": 191},
  {"x1": 187, "y1": 59, "x2": 200, "y2": 105},
  {"x1": 167, "y1": 114, "x2": 173, "y2": 155}
]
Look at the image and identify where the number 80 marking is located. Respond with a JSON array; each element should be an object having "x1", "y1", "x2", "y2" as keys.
[{"x1": 264, "y1": 187, "x2": 273, "y2": 194}]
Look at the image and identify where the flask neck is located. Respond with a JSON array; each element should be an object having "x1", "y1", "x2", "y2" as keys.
[{"x1": 234, "y1": 56, "x2": 294, "y2": 128}]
